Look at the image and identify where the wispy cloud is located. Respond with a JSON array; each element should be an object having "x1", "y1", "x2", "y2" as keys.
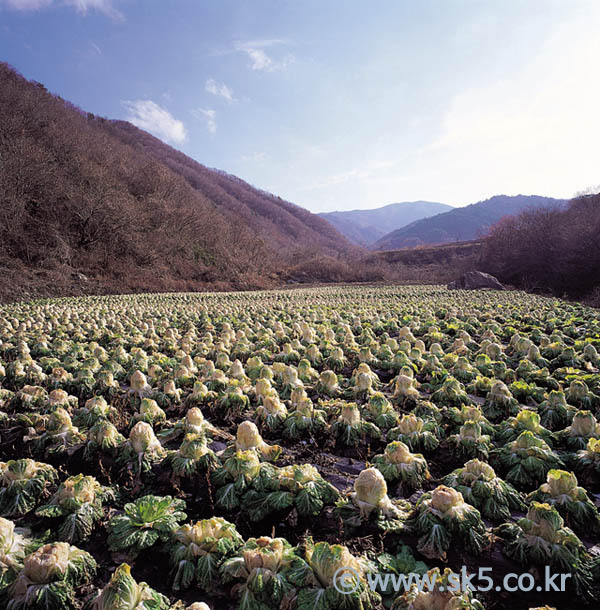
[
  {"x1": 122, "y1": 100, "x2": 187, "y2": 144},
  {"x1": 205, "y1": 78, "x2": 234, "y2": 102},
  {"x1": 1, "y1": 0, "x2": 51, "y2": 8},
  {"x1": 191, "y1": 108, "x2": 217, "y2": 133},
  {"x1": 242, "y1": 151, "x2": 268, "y2": 163},
  {"x1": 241, "y1": 38, "x2": 288, "y2": 48},
  {"x1": 234, "y1": 39, "x2": 294, "y2": 71},
  {"x1": 300, "y1": 158, "x2": 404, "y2": 192},
  {"x1": 1, "y1": 0, "x2": 124, "y2": 21},
  {"x1": 65, "y1": 0, "x2": 122, "y2": 19},
  {"x1": 245, "y1": 48, "x2": 273, "y2": 71}
]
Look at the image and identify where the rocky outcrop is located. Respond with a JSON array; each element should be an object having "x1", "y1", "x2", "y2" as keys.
[{"x1": 448, "y1": 271, "x2": 505, "y2": 291}]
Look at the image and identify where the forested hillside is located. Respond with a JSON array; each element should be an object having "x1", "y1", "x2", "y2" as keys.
[
  {"x1": 482, "y1": 192, "x2": 600, "y2": 301},
  {"x1": 0, "y1": 63, "x2": 364, "y2": 300}
]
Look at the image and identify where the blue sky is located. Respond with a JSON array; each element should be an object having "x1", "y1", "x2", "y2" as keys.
[{"x1": 1, "y1": 0, "x2": 599, "y2": 212}]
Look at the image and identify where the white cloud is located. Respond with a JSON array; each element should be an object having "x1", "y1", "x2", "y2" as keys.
[
  {"x1": 205, "y1": 78, "x2": 234, "y2": 102},
  {"x1": 234, "y1": 39, "x2": 294, "y2": 72},
  {"x1": 64, "y1": 0, "x2": 122, "y2": 19},
  {"x1": 245, "y1": 48, "x2": 273, "y2": 71},
  {"x1": 1, "y1": 0, "x2": 51, "y2": 8},
  {"x1": 242, "y1": 151, "x2": 268, "y2": 163},
  {"x1": 1, "y1": 0, "x2": 123, "y2": 20},
  {"x1": 191, "y1": 108, "x2": 217, "y2": 133},
  {"x1": 301, "y1": 158, "x2": 404, "y2": 192},
  {"x1": 122, "y1": 100, "x2": 187, "y2": 144}
]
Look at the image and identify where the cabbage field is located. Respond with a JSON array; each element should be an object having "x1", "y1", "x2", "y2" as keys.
[{"x1": 0, "y1": 285, "x2": 599, "y2": 610}]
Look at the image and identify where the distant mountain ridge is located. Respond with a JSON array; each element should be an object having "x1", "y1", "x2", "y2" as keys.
[
  {"x1": 318, "y1": 201, "x2": 452, "y2": 245},
  {"x1": 372, "y1": 195, "x2": 567, "y2": 251}
]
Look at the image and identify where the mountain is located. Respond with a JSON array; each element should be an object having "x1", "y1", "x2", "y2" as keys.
[
  {"x1": 318, "y1": 201, "x2": 452, "y2": 245},
  {"x1": 372, "y1": 195, "x2": 567, "y2": 251},
  {"x1": 0, "y1": 62, "x2": 363, "y2": 300},
  {"x1": 104, "y1": 120, "x2": 354, "y2": 258}
]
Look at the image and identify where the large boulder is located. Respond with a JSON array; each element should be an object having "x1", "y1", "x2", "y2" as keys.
[{"x1": 448, "y1": 270, "x2": 505, "y2": 291}]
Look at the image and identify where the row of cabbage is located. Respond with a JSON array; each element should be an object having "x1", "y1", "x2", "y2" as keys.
[
  {"x1": 2, "y1": 506, "x2": 490, "y2": 610},
  {"x1": 1, "y1": 286, "x2": 599, "y2": 609},
  {"x1": 2, "y1": 443, "x2": 599, "y2": 607}
]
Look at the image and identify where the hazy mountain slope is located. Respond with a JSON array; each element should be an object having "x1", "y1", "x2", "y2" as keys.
[
  {"x1": 373, "y1": 195, "x2": 566, "y2": 250},
  {"x1": 0, "y1": 62, "x2": 358, "y2": 299},
  {"x1": 318, "y1": 201, "x2": 452, "y2": 245}
]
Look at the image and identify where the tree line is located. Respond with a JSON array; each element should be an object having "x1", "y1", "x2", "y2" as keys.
[{"x1": 482, "y1": 192, "x2": 600, "y2": 302}]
